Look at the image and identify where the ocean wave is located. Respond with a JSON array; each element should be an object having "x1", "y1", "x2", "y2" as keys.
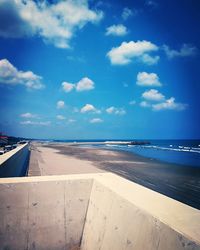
[
  {"x1": 191, "y1": 147, "x2": 200, "y2": 151},
  {"x1": 104, "y1": 141, "x2": 132, "y2": 145},
  {"x1": 130, "y1": 145, "x2": 200, "y2": 154},
  {"x1": 105, "y1": 144, "x2": 122, "y2": 147},
  {"x1": 104, "y1": 143, "x2": 200, "y2": 154}
]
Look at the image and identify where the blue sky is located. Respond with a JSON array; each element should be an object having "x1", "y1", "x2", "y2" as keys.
[{"x1": 0, "y1": 0, "x2": 199, "y2": 140}]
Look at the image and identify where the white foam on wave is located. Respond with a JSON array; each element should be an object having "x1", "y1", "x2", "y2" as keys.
[
  {"x1": 191, "y1": 147, "x2": 200, "y2": 151},
  {"x1": 133, "y1": 145, "x2": 200, "y2": 154},
  {"x1": 104, "y1": 142, "x2": 200, "y2": 154},
  {"x1": 104, "y1": 141, "x2": 131, "y2": 145},
  {"x1": 105, "y1": 144, "x2": 122, "y2": 147}
]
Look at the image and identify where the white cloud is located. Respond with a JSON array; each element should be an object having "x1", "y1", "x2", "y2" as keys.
[
  {"x1": 90, "y1": 118, "x2": 103, "y2": 123},
  {"x1": 57, "y1": 100, "x2": 65, "y2": 109},
  {"x1": 105, "y1": 24, "x2": 128, "y2": 36},
  {"x1": 0, "y1": 59, "x2": 44, "y2": 89},
  {"x1": 62, "y1": 82, "x2": 75, "y2": 93},
  {"x1": 56, "y1": 115, "x2": 66, "y2": 120},
  {"x1": 0, "y1": 0, "x2": 103, "y2": 48},
  {"x1": 129, "y1": 100, "x2": 136, "y2": 105},
  {"x1": 140, "y1": 101, "x2": 151, "y2": 108},
  {"x1": 163, "y1": 44, "x2": 197, "y2": 59},
  {"x1": 152, "y1": 98, "x2": 188, "y2": 111},
  {"x1": 140, "y1": 96, "x2": 187, "y2": 111},
  {"x1": 68, "y1": 119, "x2": 76, "y2": 123},
  {"x1": 121, "y1": 7, "x2": 133, "y2": 20},
  {"x1": 80, "y1": 104, "x2": 100, "y2": 114},
  {"x1": 141, "y1": 54, "x2": 160, "y2": 65},
  {"x1": 136, "y1": 72, "x2": 162, "y2": 87},
  {"x1": 62, "y1": 77, "x2": 94, "y2": 93},
  {"x1": 106, "y1": 106, "x2": 126, "y2": 115},
  {"x1": 107, "y1": 40, "x2": 159, "y2": 65},
  {"x1": 142, "y1": 89, "x2": 165, "y2": 101},
  {"x1": 106, "y1": 107, "x2": 115, "y2": 114},
  {"x1": 20, "y1": 120, "x2": 51, "y2": 126},
  {"x1": 20, "y1": 112, "x2": 37, "y2": 118},
  {"x1": 76, "y1": 77, "x2": 94, "y2": 91}
]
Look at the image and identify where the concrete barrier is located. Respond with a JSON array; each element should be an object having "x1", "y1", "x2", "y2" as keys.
[
  {"x1": 81, "y1": 174, "x2": 200, "y2": 250},
  {"x1": 0, "y1": 143, "x2": 30, "y2": 177},
  {"x1": 0, "y1": 175, "x2": 93, "y2": 250},
  {"x1": 0, "y1": 173, "x2": 199, "y2": 250}
]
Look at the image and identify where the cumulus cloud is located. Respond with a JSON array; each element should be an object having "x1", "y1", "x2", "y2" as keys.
[
  {"x1": 105, "y1": 24, "x2": 128, "y2": 36},
  {"x1": 20, "y1": 112, "x2": 37, "y2": 118},
  {"x1": 0, "y1": 59, "x2": 44, "y2": 89},
  {"x1": 76, "y1": 77, "x2": 95, "y2": 91},
  {"x1": 56, "y1": 115, "x2": 66, "y2": 120},
  {"x1": 163, "y1": 44, "x2": 197, "y2": 59},
  {"x1": 140, "y1": 101, "x2": 151, "y2": 108},
  {"x1": 140, "y1": 95, "x2": 187, "y2": 111},
  {"x1": 62, "y1": 82, "x2": 75, "y2": 92},
  {"x1": 136, "y1": 72, "x2": 162, "y2": 87},
  {"x1": 57, "y1": 100, "x2": 65, "y2": 109},
  {"x1": 80, "y1": 104, "x2": 100, "y2": 114},
  {"x1": 20, "y1": 120, "x2": 51, "y2": 126},
  {"x1": 107, "y1": 40, "x2": 159, "y2": 65},
  {"x1": 106, "y1": 106, "x2": 126, "y2": 115},
  {"x1": 121, "y1": 7, "x2": 133, "y2": 20},
  {"x1": 90, "y1": 118, "x2": 103, "y2": 123},
  {"x1": 152, "y1": 98, "x2": 188, "y2": 111},
  {"x1": 0, "y1": 0, "x2": 103, "y2": 48},
  {"x1": 141, "y1": 54, "x2": 160, "y2": 65},
  {"x1": 62, "y1": 77, "x2": 94, "y2": 93},
  {"x1": 142, "y1": 89, "x2": 165, "y2": 101}
]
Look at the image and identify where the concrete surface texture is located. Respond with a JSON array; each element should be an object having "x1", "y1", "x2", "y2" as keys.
[
  {"x1": 0, "y1": 143, "x2": 29, "y2": 177},
  {"x1": 81, "y1": 174, "x2": 200, "y2": 250},
  {"x1": 0, "y1": 173, "x2": 200, "y2": 250},
  {"x1": 0, "y1": 174, "x2": 93, "y2": 250},
  {"x1": 28, "y1": 145, "x2": 105, "y2": 176}
]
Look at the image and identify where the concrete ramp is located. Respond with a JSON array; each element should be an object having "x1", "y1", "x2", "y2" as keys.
[{"x1": 0, "y1": 173, "x2": 200, "y2": 250}]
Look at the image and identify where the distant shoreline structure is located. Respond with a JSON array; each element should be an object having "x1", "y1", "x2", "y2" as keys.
[{"x1": 104, "y1": 140, "x2": 150, "y2": 145}]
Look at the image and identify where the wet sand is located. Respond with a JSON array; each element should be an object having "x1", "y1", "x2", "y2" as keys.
[{"x1": 28, "y1": 142, "x2": 200, "y2": 210}]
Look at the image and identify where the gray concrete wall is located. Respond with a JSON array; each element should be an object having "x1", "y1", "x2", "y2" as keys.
[
  {"x1": 0, "y1": 173, "x2": 200, "y2": 250},
  {"x1": 81, "y1": 178, "x2": 200, "y2": 250},
  {"x1": 0, "y1": 175, "x2": 93, "y2": 250},
  {"x1": 0, "y1": 143, "x2": 30, "y2": 177},
  {"x1": 81, "y1": 173, "x2": 200, "y2": 250}
]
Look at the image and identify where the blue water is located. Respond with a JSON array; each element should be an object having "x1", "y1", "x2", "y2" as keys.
[
  {"x1": 51, "y1": 139, "x2": 200, "y2": 167},
  {"x1": 104, "y1": 140, "x2": 200, "y2": 167}
]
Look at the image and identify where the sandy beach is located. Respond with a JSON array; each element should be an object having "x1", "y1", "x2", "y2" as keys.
[{"x1": 28, "y1": 142, "x2": 200, "y2": 210}]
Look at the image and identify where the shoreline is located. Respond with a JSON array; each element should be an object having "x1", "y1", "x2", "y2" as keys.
[
  {"x1": 28, "y1": 142, "x2": 200, "y2": 210},
  {"x1": 42, "y1": 139, "x2": 200, "y2": 168}
]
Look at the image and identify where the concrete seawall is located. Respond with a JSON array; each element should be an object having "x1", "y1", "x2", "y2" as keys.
[
  {"x1": 0, "y1": 143, "x2": 30, "y2": 177},
  {"x1": 0, "y1": 173, "x2": 199, "y2": 250}
]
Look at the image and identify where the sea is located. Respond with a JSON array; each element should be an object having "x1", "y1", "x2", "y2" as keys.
[{"x1": 51, "y1": 139, "x2": 200, "y2": 168}]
